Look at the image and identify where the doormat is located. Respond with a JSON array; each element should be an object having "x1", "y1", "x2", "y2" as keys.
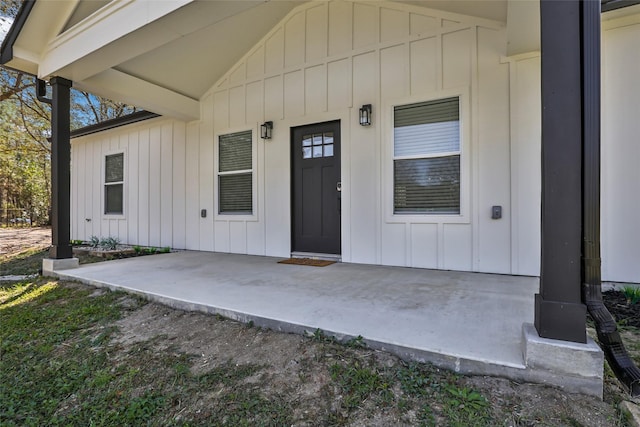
[{"x1": 278, "y1": 258, "x2": 336, "y2": 267}]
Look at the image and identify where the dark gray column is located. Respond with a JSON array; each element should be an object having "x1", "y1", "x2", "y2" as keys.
[
  {"x1": 535, "y1": 0, "x2": 587, "y2": 343},
  {"x1": 49, "y1": 77, "x2": 73, "y2": 259}
]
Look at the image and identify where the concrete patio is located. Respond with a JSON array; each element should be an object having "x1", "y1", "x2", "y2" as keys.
[{"x1": 45, "y1": 251, "x2": 603, "y2": 396}]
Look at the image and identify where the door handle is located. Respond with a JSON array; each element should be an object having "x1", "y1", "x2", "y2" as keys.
[{"x1": 336, "y1": 182, "x2": 342, "y2": 192}]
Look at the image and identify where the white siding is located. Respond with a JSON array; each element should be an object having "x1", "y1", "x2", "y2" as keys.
[
  {"x1": 507, "y1": 54, "x2": 542, "y2": 277},
  {"x1": 203, "y1": 1, "x2": 510, "y2": 271},
  {"x1": 602, "y1": 18, "x2": 640, "y2": 283},
  {"x1": 71, "y1": 117, "x2": 193, "y2": 250},
  {"x1": 69, "y1": 2, "x2": 639, "y2": 282},
  {"x1": 506, "y1": 14, "x2": 640, "y2": 283}
]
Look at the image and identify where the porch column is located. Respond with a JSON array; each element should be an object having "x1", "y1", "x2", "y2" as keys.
[
  {"x1": 535, "y1": 0, "x2": 591, "y2": 343},
  {"x1": 49, "y1": 77, "x2": 73, "y2": 259}
]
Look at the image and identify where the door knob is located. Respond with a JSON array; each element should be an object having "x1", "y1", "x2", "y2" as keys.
[{"x1": 336, "y1": 182, "x2": 342, "y2": 192}]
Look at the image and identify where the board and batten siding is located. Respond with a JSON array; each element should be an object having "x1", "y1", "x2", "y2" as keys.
[
  {"x1": 505, "y1": 12, "x2": 640, "y2": 283},
  {"x1": 602, "y1": 15, "x2": 640, "y2": 283},
  {"x1": 200, "y1": 1, "x2": 512, "y2": 272},
  {"x1": 71, "y1": 117, "x2": 194, "y2": 250},
  {"x1": 70, "y1": 2, "x2": 639, "y2": 283}
]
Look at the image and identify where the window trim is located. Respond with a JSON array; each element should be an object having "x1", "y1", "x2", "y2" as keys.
[
  {"x1": 214, "y1": 126, "x2": 258, "y2": 220},
  {"x1": 102, "y1": 148, "x2": 126, "y2": 219},
  {"x1": 384, "y1": 88, "x2": 470, "y2": 224}
]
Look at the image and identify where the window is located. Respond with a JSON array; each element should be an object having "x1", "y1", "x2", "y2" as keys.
[
  {"x1": 104, "y1": 153, "x2": 124, "y2": 215},
  {"x1": 302, "y1": 132, "x2": 334, "y2": 159},
  {"x1": 393, "y1": 97, "x2": 460, "y2": 214},
  {"x1": 218, "y1": 130, "x2": 253, "y2": 214}
]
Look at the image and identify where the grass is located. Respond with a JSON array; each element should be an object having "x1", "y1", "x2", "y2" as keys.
[
  {"x1": 0, "y1": 278, "x2": 501, "y2": 426},
  {"x1": 0, "y1": 247, "x2": 48, "y2": 276},
  {"x1": 0, "y1": 280, "x2": 292, "y2": 426}
]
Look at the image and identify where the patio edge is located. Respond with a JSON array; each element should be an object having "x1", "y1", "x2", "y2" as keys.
[{"x1": 50, "y1": 271, "x2": 605, "y2": 397}]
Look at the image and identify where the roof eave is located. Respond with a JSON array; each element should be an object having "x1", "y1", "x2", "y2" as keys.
[
  {"x1": 602, "y1": 0, "x2": 640, "y2": 13},
  {"x1": 0, "y1": 0, "x2": 36, "y2": 65}
]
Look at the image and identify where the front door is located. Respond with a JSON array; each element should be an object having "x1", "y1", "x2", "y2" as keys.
[{"x1": 291, "y1": 121, "x2": 341, "y2": 255}]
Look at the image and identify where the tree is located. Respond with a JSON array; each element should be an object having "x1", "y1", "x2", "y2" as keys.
[{"x1": 1, "y1": 0, "x2": 141, "y2": 225}]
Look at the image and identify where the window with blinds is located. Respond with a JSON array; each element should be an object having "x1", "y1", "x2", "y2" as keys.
[
  {"x1": 104, "y1": 153, "x2": 124, "y2": 215},
  {"x1": 218, "y1": 130, "x2": 253, "y2": 214},
  {"x1": 393, "y1": 97, "x2": 460, "y2": 214}
]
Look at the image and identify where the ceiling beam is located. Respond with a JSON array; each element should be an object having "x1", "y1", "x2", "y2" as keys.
[{"x1": 79, "y1": 69, "x2": 199, "y2": 121}]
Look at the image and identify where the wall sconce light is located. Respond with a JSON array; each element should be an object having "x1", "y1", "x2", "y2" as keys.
[
  {"x1": 261, "y1": 121, "x2": 273, "y2": 139},
  {"x1": 359, "y1": 104, "x2": 372, "y2": 126}
]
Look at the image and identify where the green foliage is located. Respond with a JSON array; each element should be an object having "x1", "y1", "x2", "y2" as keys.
[
  {"x1": 70, "y1": 240, "x2": 83, "y2": 246},
  {"x1": 622, "y1": 286, "x2": 640, "y2": 305},
  {"x1": 396, "y1": 362, "x2": 439, "y2": 397},
  {"x1": 89, "y1": 235, "x2": 100, "y2": 248},
  {"x1": 330, "y1": 361, "x2": 391, "y2": 410},
  {"x1": 160, "y1": 246, "x2": 171, "y2": 253},
  {"x1": 310, "y1": 328, "x2": 338, "y2": 344},
  {"x1": 345, "y1": 335, "x2": 367, "y2": 348},
  {"x1": 99, "y1": 236, "x2": 121, "y2": 251},
  {"x1": 443, "y1": 385, "x2": 491, "y2": 427},
  {"x1": 1, "y1": 2, "x2": 141, "y2": 227},
  {"x1": 0, "y1": 279, "x2": 292, "y2": 426},
  {"x1": 0, "y1": 247, "x2": 48, "y2": 275},
  {"x1": 133, "y1": 245, "x2": 142, "y2": 254}
]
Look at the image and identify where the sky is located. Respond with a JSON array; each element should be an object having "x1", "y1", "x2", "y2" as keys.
[{"x1": 0, "y1": 15, "x2": 12, "y2": 43}]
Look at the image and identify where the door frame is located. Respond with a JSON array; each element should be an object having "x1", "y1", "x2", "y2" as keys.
[{"x1": 290, "y1": 120, "x2": 342, "y2": 256}]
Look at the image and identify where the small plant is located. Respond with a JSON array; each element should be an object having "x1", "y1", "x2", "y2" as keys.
[
  {"x1": 345, "y1": 335, "x2": 367, "y2": 348},
  {"x1": 444, "y1": 385, "x2": 491, "y2": 426},
  {"x1": 160, "y1": 246, "x2": 171, "y2": 254},
  {"x1": 309, "y1": 328, "x2": 337, "y2": 344},
  {"x1": 622, "y1": 286, "x2": 640, "y2": 305},
  {"x1": 89, "y1": 235, "x2": 100, "y2": 248},
  {"x1": 329, "y1": 361, "x2": 390, "y2": 410},
  {"x1": 144, "y1": 247, "x2": 158, "y2": 255},
  {"x1": 133, "y1": 245, "x2": 142, "y2": 254},
  {"x1": 70, "y1": 239, "x2": 84, "y2": 246},
  {"x1": 99, "y1": 236, "x2": 121, "y2": 251}
]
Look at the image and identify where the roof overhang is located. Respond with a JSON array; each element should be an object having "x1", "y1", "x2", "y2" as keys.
[{"x1": 2, "y1": 0, "x2": 640, "y2": 121}]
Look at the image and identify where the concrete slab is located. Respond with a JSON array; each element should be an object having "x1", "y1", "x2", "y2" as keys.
[
  {"x1": 49, "y1": 251, "x2": 603, "y2": 395},
  {"x1": 42, "y1": 257, "x2": 79, "y2": 275},
  {"x1": 522, "y1": 323, "x2": 604, "y2": 397}
]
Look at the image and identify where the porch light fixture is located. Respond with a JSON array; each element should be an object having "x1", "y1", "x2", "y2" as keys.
[
  {"x1": 260, "y1": 121, "x2": 273, "y2": 140},
  {"x1": 359, "y1": 104, "x2": 372, "y2": 126}
]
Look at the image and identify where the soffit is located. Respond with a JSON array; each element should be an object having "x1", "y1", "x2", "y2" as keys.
[
  {"x1": 393, "y1": 0, "x2": 507, "y2": 22},
  {"x1": 114, "y1": 1, "x2": 301, "y2": 100},
  {"x1": 62, "y1": 1, "x2": 111, "y2": 33}
]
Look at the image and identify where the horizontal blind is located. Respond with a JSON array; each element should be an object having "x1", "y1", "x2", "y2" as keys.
[
  {"x1": 105, "y1": 153, "x2": 124, "y2": 182},
  {"x1": 394, "y1": 156, "x2": 460, "y2": 214},
  {"x1": 219, "y1": 173, "x2": 252, "y2": 213},
  {"x1": 394, "y1": 97, "x2": 459, "y2": 157},
  {"x1": 105, "y1": 183, "x2": 123, "y2": 214},
  {"x1": 219, "y1": 130, "x2": 252, "y2": 172}
]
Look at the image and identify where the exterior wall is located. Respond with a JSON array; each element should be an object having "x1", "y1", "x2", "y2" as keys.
[
  {"x1": 68, "y1": 2, "x2": 638, "y2": 282},
  {"x1": 506, "y1": 13, "x2": 640, "y2": 283},
  {"x1": 601, "y1": 16, "x2": 640, "y2": 283},
  {"x1": 198, "y1": 1, "x2": 512, "y2": 272},
  {"x1": 71, "y1": 117, "x2": 196, "y2": 249}
]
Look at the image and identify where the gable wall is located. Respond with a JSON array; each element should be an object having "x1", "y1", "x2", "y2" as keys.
[{"x1": 192, "y1": 1, "x2": 512, "y2": 272}]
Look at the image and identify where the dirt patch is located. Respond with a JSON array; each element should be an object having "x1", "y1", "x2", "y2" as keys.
[
  {"x1": 603, "y1": 290, "x2": 640, "y2": 328},
  {"x1": 0, "y1": 227, "x2": 51, "y2": 254},
  {"x1": 106, "y1": 298, "x2": 628, "y2": 426}
]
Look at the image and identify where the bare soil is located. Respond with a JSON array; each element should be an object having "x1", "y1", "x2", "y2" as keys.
[
  {"x1": 0, "y1": 226, "x2": 51, "y2": 254},
  {"x1": 1, "y1": 227, "x2": 635, "y2": 426}
]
